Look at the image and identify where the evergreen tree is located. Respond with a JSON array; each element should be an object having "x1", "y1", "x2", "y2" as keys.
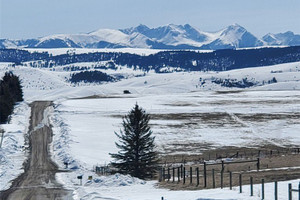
[
  {"x1": 110, "y1": 104, "x2": 157, "y2": 179},
  {"x1": 2, "y1": 72, "x2": 23, "y2": 102},
  {"x1": 0, "y1": 72, "x2": 23, "y2": 123}
]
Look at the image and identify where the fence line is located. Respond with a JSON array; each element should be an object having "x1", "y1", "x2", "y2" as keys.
[
  {"x1": 161, "y1": 170, "x2": 299, "y2": 200},
  {"x1": 288, "y1": 182, "x2": 300, "y2": 200},
  {"x1": 159, "y1": 147, "x2": 300, "y2": 167}
]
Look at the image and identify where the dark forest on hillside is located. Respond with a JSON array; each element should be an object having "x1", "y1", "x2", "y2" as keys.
[{"x1": 1, "y1": 46, "x2": 300, "y2": 72}]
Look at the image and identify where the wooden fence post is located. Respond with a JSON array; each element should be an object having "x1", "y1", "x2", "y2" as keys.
[
  {"x1": 262, "y1": 179, "x2": 265, "y2": 200},
  {"x1": 177, "y1": 167, "x2": 180, "y2": 182},
  {"x1": 298, "y1": 182, "x2": 300, "y2": 200},
  {"x1": 221, "y1": 160, "x2": 224, "y2": 172},
  {"x1": 167, "y1": 168, "x2": 170, "y2": 182},
  {"x1": 288, "y1": 183, "x2": 292, "y2": 200},
  {"x1": 190, "y1": 167, "x2": 192, "y2": 184},
  {"x1": 221, "y1": 170, "x2": 224, "y2": 189},
  {"x1": 212, "y1": 169, "x2": 215, "y2": 188},
  {"x1": 172, "y1": 167, "x2": 175, "y2": 182},
  {"x1": 274, "y1": 181, "x2": 278, "y2": 200},
  {"x1": 239, "y1": 173, "x2": 242, "y2": 193},
  {"x1": 204, "y1": 162, "x2": 207, "y2": 188},
  {"x1": 229, "y1": 171, "x2": 232, "y2": 190},
  {"x1": 159, "y1": 168, "x2": 162, "y2": 182},
  {"x1": 183, "y1": 167, "x2": 186, "y2": 184},
  {"x1": 163, "y1": 168, "x2": 165, "y2": 182},
  {"x1": 196, "y1": 167, "x2": 199, "y2": 186},
  {"x1": 250, "y1": 177, "x2": 253, "y2": 196},
  {"x1": 181, "y1": 164, "x2": 183, "y2": 178}
]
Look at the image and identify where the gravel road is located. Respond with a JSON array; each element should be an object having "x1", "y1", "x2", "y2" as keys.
[{"x1": 0, "y1": 101, "x2": 72, "y2": 200}]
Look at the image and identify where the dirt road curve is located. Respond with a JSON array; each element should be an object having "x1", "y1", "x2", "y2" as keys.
[{"x1": 0, "y1": 101, "x2": 73, "y2": 200}]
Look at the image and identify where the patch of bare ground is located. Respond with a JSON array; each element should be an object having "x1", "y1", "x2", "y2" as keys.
[
  {"x1": 112, "y1": 111, "x2": 300, "y2": 126},
  {"x1": 150, "y1": 112, "x2": 300, "y2": 124},
  {"x1": 215, "y1": 90, "x2": 244, "y2": 94},
  {"x1": 163, "y1": 99, "x2": 300, "y2": 107},
  {"x1": 72, "y1": 94, "x2": 135, "y2": 99}
]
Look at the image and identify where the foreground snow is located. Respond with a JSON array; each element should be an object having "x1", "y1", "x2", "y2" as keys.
[
  {"x1": 55, "y1": 170, "x2": 300, "y2": 200},
  {"x1": 0, "y1": 102, "x2": 30, "y2": 191}
]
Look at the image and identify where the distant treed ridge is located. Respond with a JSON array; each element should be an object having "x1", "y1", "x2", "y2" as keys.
[{"x1": 1, "y1": 46, "x2": 300, "y2": 72}]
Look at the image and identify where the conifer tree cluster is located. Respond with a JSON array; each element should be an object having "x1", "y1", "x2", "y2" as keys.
[
  {"x1": 69, "y1": 70, "x2": 115, "y2": 84},
  {"x1": 0, "y1": 72, "x2": 23, "y2": 123},
  {"x1": 110, "y1": 104, "x2": 157, "y2": 179}
]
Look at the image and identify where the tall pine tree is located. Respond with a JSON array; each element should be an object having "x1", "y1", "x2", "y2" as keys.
[{"x1": 110, "y1": 104, "x2": 157, "y2": 179}]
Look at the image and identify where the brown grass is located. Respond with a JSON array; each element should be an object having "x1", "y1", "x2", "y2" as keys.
[{"x1": 158, "y1": 147, "x2": 300, "y2": 190}]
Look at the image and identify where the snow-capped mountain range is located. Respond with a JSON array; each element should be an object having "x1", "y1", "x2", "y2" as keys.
[{"x1": 1, "y1": 24, "x2": 300, "y2": 50}]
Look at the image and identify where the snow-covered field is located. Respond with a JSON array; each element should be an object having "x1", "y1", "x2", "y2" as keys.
[
  {"x1": 51, "y1": 90, "x2": 300, "y2": 170},
  {"x1": 1, "y1": 59, "x2": 300, "y2": 199}
]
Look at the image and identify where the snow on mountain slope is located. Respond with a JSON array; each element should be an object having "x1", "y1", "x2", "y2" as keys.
[
  {"x1": 35, "y1": 35, "x2": 81, "y2": 48},
  {"x1": 0, "y1": 39, "x2": 18, "y2": 49},
  {"x1": 202, "y1": 24, "x2": 264, "y2": 49},
  {"x1": 121, "y1": 24, "x2": 216, "y2": 47},
  {"x1": 35, "y1": 29, "x2": 152, "y2": 49},
  {"x1": 263, "y1": 31, "x2": 300, "y2": 46},
  {"x1": 32, "y1": 24, "x2": 263, "y2": 49},
  {"x1": 3, "y1": 23, "x2": 298, "y2": 49},
  {"x1": 142, "y1": 24, "x2": 209, "y2": 46},
  {"x1": 87, "y1": 29, "x2": 131, "y2": 47}
]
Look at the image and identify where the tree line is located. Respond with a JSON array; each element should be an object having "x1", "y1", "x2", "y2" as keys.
[
  {"x1": 0, "y1": 72, "x2": 23, "y2": 123},
  {"x1": 1, "y1": 46, "x2": 300, "y2": 72}
]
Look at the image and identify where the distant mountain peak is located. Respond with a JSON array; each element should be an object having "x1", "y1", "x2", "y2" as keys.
[
  {"x1": 222, "y1": 24, "x2": 246, "y2": 34},
  {"x1": 183, "y1": 24, "x2": 193, "y2": 28},
  {"x1": 262, "y1": 30, "x2": 300, "y2": 46},
  {"x1": 1, "y1": 24, "x2": 299, "y2": 50},
  {"x1": 229, "y1": 23, "x2": 244, "y2": 28}
]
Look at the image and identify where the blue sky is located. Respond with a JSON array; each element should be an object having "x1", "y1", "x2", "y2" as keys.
[{"x1": 1, "y1": 0, "x2": 300, "y2": 39}]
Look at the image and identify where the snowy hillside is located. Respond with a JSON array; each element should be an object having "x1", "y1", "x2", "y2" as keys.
[
  {"x1": 1, "y1": 60, "x2": 300, "y2": 101},
  {"x1": 1, "y1": 24, "x2": 300, "y2": 49}
]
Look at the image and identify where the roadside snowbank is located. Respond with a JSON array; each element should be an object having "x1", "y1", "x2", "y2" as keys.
[
  {"x1": 0, "y1": 102, "x2": 30, "y2": 191},
  {"x1": 50, "y1": 108, "x2": 84, "y2": 170}
]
